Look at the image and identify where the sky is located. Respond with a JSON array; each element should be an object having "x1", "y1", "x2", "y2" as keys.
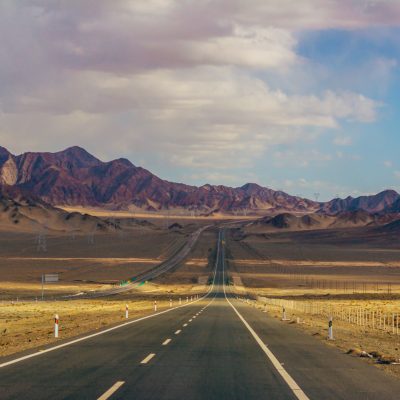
[{"x1": 1, "y1": 1, "x2": 400, "y2": 201}]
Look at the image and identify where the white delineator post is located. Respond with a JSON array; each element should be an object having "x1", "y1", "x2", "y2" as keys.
[
  {"x1": 179, "y1": 298, "x2": 182, "y2": 305},
  {"x1": 170, "y1": 299, "x2": 172, "y2": 308},
  {"x1": 282, "y1": 307, "x2": 287, "y2": 321},
  {"x1": 54, "y1": 314, "x2": 59, "y2": 338},
  {"x1": 125, "y1": 304, "x2": 129, "y2": 319},
  {"x1": 328, "y1": 316, "x2": 334, "y2": 340},
  {"x1": 186, "y1": 297, "x2": 189, "y2": 303},
  {"x1": 154, "y1": 301, "x2": 157, "y2": 312}
]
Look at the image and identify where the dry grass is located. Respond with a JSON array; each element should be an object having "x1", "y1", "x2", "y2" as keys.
[
  {"x1": 0, "y1": 228, "x2": 190, "y2": 300},
  {"x1": 0, "y1": 295, "x2": 209, "y2": 358},
  {"x1": 0, "y1": 224, "x2": 215, "y2": 358},
  {"x1": 245, "y1": 298, "x2": 400, "y2": 378},
  {"x1": 227, "y1": 227, "x2": 400, "y2": 378}
]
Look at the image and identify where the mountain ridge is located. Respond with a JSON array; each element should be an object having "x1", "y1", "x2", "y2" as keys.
[{"x1": 0, "y1": 146, "x2": 399, "y2": 215}]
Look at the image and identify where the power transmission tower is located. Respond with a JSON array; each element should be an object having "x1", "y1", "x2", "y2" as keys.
[
  {"x1": 36, "y1": 227, "x2": 47, "y2": 252},
  {"x1": 87, "y1": 224, "x2": 96, "y2": 245}
]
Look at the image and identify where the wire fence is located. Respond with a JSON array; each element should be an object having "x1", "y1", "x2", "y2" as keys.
[{"x1": 255, "y1": 296, "x2": 400, "y2": 335}]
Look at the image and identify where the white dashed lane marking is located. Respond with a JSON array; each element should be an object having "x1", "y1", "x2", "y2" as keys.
[
  {"x1": 97, "y1": 381, "x2": 125, "y2": 400},
  {"x1": 140, "y1": 353, "x2": 156, "y2": 364}
]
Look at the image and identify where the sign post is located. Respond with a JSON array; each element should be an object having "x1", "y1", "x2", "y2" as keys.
[{"x1": 41, "y1": 274, "x2": 59, "y2": 301}]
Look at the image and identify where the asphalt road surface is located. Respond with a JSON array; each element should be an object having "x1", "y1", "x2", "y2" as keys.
[{"x1": 2, "y1": 230, "x2": 400, "y2": 399}]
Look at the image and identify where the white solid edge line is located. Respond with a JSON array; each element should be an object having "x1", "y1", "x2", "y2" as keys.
[
  {"x1": 140, "y1": 353, "x2": 156, "y2": 364},
  {"x1": 1, "y1": 230, "x2": 220, "y2": 370},
  {"x1": 162, "y1": 338, "x2": 172, "y2": 346},
  {"x1": 221, "y1": 232, "x2": 310, "y2": 400},
  {"x1": 1, "y1": 247, "x2": 219, "y2": 370},
  {"x1": 97, "y1": 381, "x2": 125, "y2": 400}
]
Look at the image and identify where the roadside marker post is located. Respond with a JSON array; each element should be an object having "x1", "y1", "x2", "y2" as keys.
[
  {"x1": 54, "y1": 314, "x2": 59, "y2": 338},
  {"x1": 154, "y1": 301, "x2": 157, "y2": 312},
  {"x1": 328, "y1": 316, "x2": 334, "y2": 340},
  {"x1": 125, "y1": 304, "x2": 129, "y2": 319},
  {"x1": 282, "y1": 307, "x2": 288, "y2": 321},
  {"x1": 169, "y1": 299, "x2": 172, "y2": 308},
  {"x1": 186, "y1": 297, "x2": 188, "y2": 303},
  {"x1": 179, "y1": 298, "x2": 182, "y2": 305}
]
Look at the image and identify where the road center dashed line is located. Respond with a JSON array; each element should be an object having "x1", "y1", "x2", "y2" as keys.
[
  {"x1": 97, "y1": 381, "x2": 125, "y2": 400},
  {"x1": 140, "y1": 353, "x2": 156, "y2": 364},
  {"x1": 183, "y1": 323, "x2": 188, "y2": 327},
  {"x1": 220, "y1": 230, "x2": 310, "y2": 400},
  {"x1": 175, "y1": 330, "x2": 182, "y2": 335},
  {"x1": 162, "y1": 338, "x2": 172, "y2": 346}
]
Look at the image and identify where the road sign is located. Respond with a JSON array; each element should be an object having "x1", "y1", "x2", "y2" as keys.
[{"x1": 44, "y1": 274, "x2": 59, "y2": 283}]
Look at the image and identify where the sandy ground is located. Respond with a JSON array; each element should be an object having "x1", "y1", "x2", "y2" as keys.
[
  {"x1": 0, "y1": 222, "x2": 215, "y2": 358},
  {"x1": 0, "y1": 228, "x2": 189, "y2": 300},
  {"x1": 153, "y1": 228, "x2": 217, "y2": 289},
  {"x1": 0, "y1": 294, "x2": 209, "y2": 358},
  {"x1": 60, "y1": 206, "x2": 259, "y2": 221},
  {"x1": 241, "y1": 298, "x2": 400, "y2": 379},
  {"x1": 226, "y1": 229, "x2": 400, "y2": 296},
  {"x1": 226, "y1": 226, "x2": 400, "y2": 378}
]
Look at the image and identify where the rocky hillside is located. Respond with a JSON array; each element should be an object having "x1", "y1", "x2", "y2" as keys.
[
  {"x1": 321, "y1": 190, "x2": 400, "y2": 214},
  {"x1": 0, "y1": 187, "x2": 116, "y2": 233},
  {"x1": 0, "y1": 146, "x2": 399, "y2": 215},
  {"x1": 0, "y1": 146, "x2": 319, "y2": 213}
]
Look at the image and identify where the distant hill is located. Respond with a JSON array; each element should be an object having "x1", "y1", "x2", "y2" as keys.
[
  {"x1": 321, "y1": 190, "x2": 400, "y2": 214},
  {"x1": 248, "y1": 210, "x2": 400, "y2": 232},
  {"x1": 0, "y1": 145, "x2": 399, "y2": 216},
  {"x1": 0, "y1": 187, "x2": 115, "y2": 233},
  {"x1": 0, "y1": 146, "x2": 319, "y2": 213}
]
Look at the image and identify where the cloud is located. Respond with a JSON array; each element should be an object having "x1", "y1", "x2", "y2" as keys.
[
  {"x1": 276, "y1": 177, "x2": 374, "y2": 201},
  {"x1": 0, "y1": 0, "x2": 389, "y2": 185},
  {"x1": 333, "y1": 136, "x2": 352, "y2": 146},
  {"x1": 273, "y1": 149, "x2": 333, "y2": 168},
  {"x1": 384, "y1": 160, "x2": 393, "y2": 168}
]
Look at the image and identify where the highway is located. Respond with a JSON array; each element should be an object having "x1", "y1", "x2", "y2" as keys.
[
  {"x1": 2, "y1": 230, "x2": 400, "y2": 399},
  {"x1": 66, "y1": 225, "x2": 210, "y2": 299}
]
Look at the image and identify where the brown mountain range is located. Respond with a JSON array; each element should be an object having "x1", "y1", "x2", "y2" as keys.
[{"x1": 0, "y1": 146, "x2": 399, "y2": 215}]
